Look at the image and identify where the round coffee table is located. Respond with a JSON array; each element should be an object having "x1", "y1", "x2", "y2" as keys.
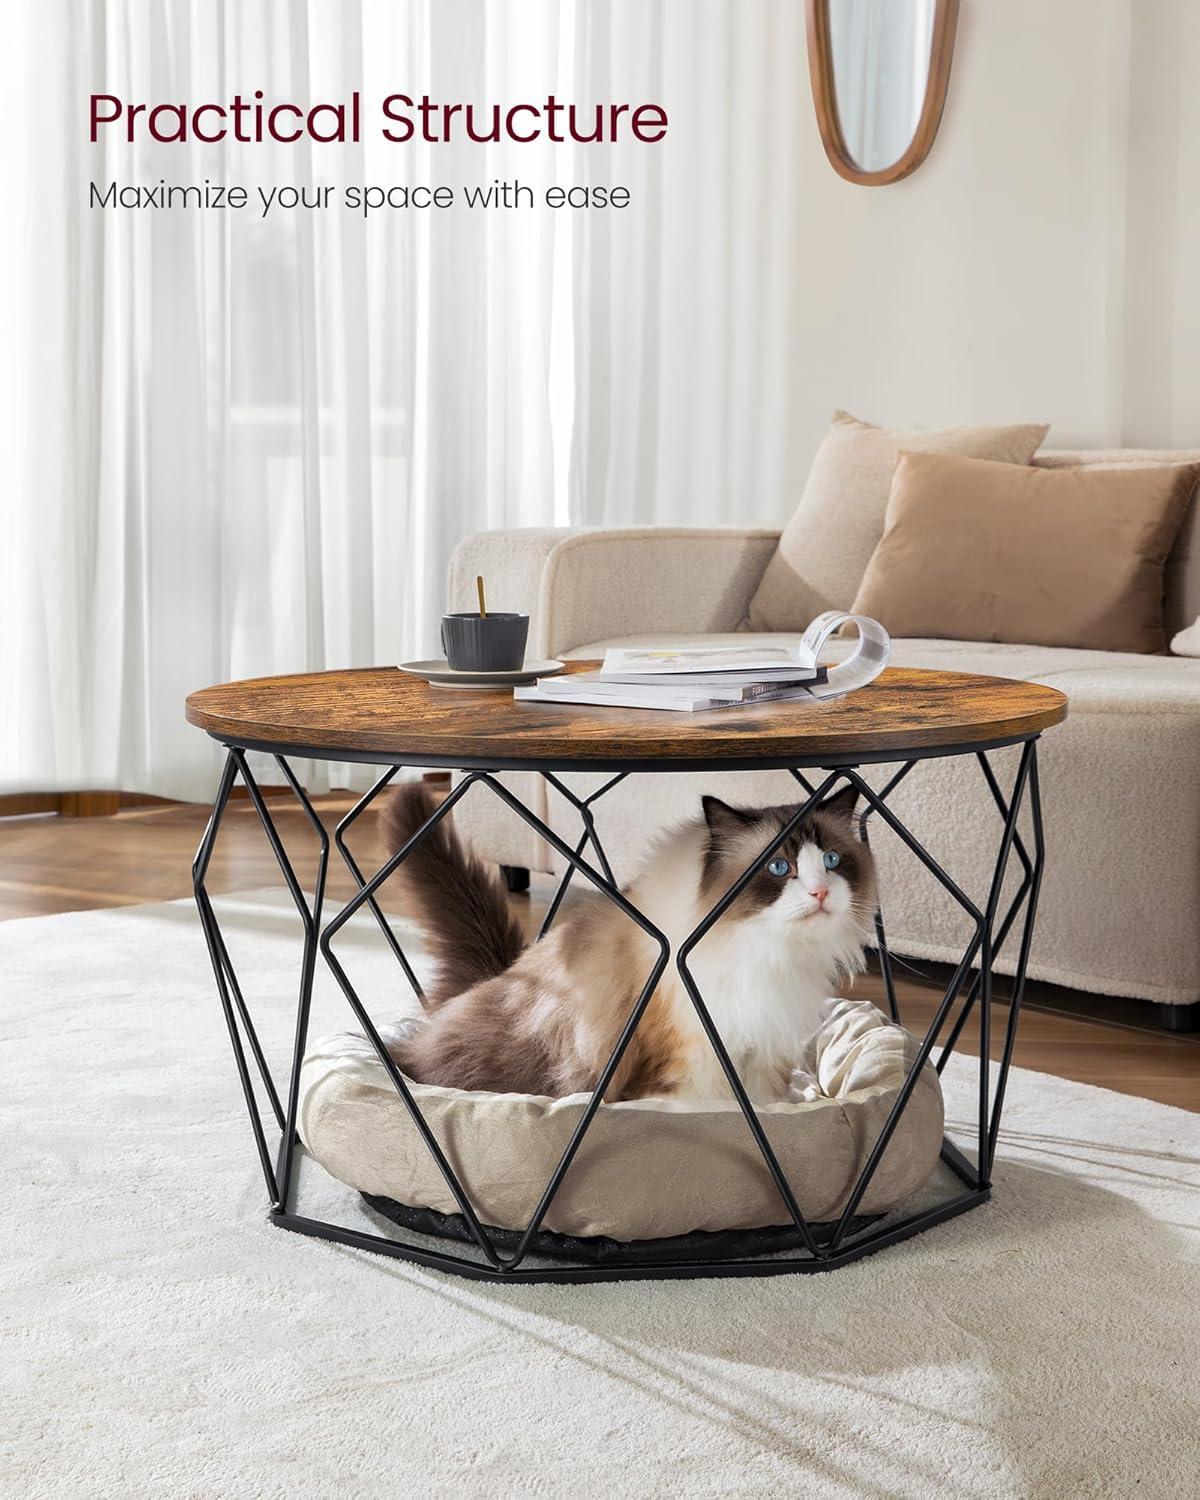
[{"x1": 187, "y1": 662, "x2": 1066, "y2": 1283}]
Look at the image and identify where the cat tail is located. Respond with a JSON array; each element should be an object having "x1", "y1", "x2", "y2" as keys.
[{"x1": 378, "y1": 781, "x2": 526, "y2": 1007}]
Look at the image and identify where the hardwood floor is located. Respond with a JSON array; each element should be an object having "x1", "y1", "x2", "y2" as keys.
[
  {"x1": 0, "y1": 792, "x2": 386, "y2": 919},
  {"x1": 3, "y1": 796, "x2": 1197, "y2": 1111}
]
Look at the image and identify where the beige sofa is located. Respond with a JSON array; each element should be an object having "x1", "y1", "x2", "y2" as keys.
[{"x1": 448, "y1": 448, "x2": 1200, "y2": 1027}]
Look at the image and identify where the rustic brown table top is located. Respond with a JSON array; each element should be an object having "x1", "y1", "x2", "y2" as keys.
[{"x1": 185, "y1": 663, "x2": 1067, "y2": 771}]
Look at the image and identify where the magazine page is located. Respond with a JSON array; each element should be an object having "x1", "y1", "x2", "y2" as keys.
[
  {"x1": 799, "y1": 612, "x2": 892, "y2": 700},
  {"x1": 601, "y1": 640, "x2": 816, "y2": 675}
]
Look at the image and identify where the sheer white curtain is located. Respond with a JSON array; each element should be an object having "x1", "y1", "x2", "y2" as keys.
[
  {"x1": 2, "y1": 0, "x2": 575, "y2": 799},
  {"x1": 570, "y1": 1, "x2": 811, "y2": 528},
  {"x1": 3, "y1": 0, "x2": 811, "y2": 802}
]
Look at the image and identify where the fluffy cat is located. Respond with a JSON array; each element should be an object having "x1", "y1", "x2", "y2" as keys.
[{"x1": 379, "y1": 783, "x2": 876, "y2": 1103}]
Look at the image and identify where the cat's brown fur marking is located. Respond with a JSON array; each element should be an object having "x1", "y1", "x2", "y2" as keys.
[
  {"x1": 700, "y1": 785, "x2": 871, "y2": 920},
  {"x1": 380, "y1": 782, "x2": 524, "y2": 1008}
]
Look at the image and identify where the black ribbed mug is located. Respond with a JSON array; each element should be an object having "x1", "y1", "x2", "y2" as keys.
[{"x1": 440, "y1": 612, "x2": 529, "y2": 672}]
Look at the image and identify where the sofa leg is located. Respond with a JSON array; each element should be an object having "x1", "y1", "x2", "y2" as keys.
[
  {"x1": 500, "y1": 865, "x2": 530, "y2": 894},
  {"x1": 1159, "y1": 1003, "x2": 1200, "y2": 1034}
]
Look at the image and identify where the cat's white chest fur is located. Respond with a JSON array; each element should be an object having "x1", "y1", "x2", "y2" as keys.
[
  {"x1": 627, "y1": 826, "x2": 856, "y2": 1103},
  {"x1": 662, "y1": 929, "x2": 833, "y2": 1102}
]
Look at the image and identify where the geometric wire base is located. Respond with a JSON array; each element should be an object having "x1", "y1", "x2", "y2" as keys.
[{"x1": 193, "y1": 733, "x2": 1044, "y2": 1284}]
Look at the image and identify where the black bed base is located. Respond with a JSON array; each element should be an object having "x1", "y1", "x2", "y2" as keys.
[{"x1": 361, "y1": 1194, "x2": 882, "y2": 1270}]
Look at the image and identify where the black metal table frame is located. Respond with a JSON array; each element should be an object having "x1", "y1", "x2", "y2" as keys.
[{"x1": 192, "y1": 732, "x2": 1044, "y2": 1284}]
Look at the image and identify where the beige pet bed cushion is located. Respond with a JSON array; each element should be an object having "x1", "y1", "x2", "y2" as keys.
[{"x1": 299, "y1": 998, "x2": 944, "y2": 1241}]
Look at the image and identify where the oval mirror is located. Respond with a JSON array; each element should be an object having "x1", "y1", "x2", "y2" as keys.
[{"x1": 806, "y1": 0, "x2": 959, "y2": 186}]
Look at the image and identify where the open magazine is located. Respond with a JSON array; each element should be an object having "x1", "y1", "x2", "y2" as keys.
[{"x1": 514, "y1": 611, "x2": 891, "y2": 712}]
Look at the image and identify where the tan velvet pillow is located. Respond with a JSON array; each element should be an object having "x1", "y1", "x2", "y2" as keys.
[
  {"x1": 743, "y1": 411, "x2": 1050, "y2": 631},
  {"x1": 1032, "y1": 448, "x2": 1200, "y2": 639},
  {"x1": 851, "y1": 450, "x2": 1200, "y2": 653}
]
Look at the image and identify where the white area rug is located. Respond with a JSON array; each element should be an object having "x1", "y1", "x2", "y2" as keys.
[{"x1": 3, "y1": 889, "x2": 1199, "y2": 1499}]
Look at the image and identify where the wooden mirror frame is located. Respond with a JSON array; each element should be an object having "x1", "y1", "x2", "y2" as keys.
[{"x1": 805, "y1": 0, "x2": 959, "y2": 186}]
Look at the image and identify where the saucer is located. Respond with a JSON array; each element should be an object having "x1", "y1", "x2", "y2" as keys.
[{"x1": 398, "y1": 659, "x2": 566, "y2": 691}]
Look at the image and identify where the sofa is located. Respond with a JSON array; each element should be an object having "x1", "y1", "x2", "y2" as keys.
[{"x1": 447, "y1": 447, "x2": 1200, "y2": 1027}]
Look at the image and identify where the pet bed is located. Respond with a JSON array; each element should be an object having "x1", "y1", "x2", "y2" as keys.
[{"x1": 298, "y1": 997, "x2": 944, "y2": 1242}]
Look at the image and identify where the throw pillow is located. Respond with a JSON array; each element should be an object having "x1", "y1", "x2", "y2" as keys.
[
  {"x1": 1171, "y1": 619, "x2": 1200, "y2": 657},
  {"x1": 743, "y1": 411, "x2": 1050, "y2": 631},
  {"x1": 850, "y1": 450, "x2": 1199, "y2": 653},
  {"x1": 1032, "y1": 449, "x2": 1200, "y2": 641}
]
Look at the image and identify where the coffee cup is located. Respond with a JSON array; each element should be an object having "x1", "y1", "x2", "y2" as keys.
[{"x1": 440, "y1": 611, "x2": 529, "y2": 672}]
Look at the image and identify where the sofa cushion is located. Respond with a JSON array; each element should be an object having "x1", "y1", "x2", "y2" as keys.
[
  {"x1": 850, "y1": 451, "x2": 1198, "y2": 653},
  {"x1": 742, "y1": 411, "x2": 1049, "y2": 633}
]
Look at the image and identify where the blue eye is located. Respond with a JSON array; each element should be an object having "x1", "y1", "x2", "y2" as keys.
[
  {"x1": 823, "y1": 850, "x2": 841, "y2": 870},
  {"x1": 767, "y1": 857, "x2": 790, "y2": 878}
]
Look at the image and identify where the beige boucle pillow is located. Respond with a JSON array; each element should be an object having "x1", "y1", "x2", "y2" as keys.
[
  {"x1": 851, "y1": 450, "x2": 1199, "y2": 653},
  {"x1": 744, "y1": 411, "x2": 1049, "y2": 631}
]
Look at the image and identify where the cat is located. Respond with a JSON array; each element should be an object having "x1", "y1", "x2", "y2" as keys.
[{"x1": 378, "y1": 782, "x2": 876, "y2": 1104}]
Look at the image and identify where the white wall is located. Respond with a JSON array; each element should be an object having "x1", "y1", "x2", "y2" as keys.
[
  {"x1": 1122, "y1": 0, "x2": 1200, "y2": 448},
  {"x1": 574, "y1": 0, "x2": 1200, "y2": 526}
]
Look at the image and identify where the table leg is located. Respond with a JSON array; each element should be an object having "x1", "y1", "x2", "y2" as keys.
[{"x1": 192, "y1": 749, "x2": 328, "y2": 1214}]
